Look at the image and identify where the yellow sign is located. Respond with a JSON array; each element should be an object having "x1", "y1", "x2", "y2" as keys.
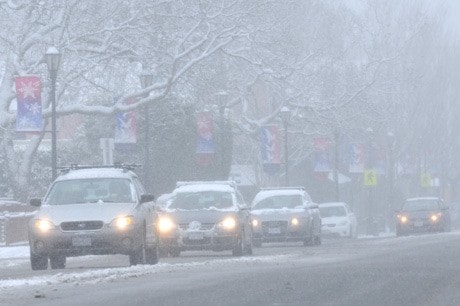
[
  {"x1": 364, "y1": 170, "x2": 377, "y2": 186},
  {"x1": 421, "y1": 173, "x2": 431, "y2": 188}
]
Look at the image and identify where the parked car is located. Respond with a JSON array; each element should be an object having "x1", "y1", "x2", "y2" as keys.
[
  {"x1": 157, "y1": 181, "x2": 252, "y2": 257},
  {"x1": 395, "y1": 197, "x2": 450, "y2": 236},
  {"x1": 28, "y1": 164, "x2": 159, "y2": 270},
  {"x1": 250, "y1": 187, "x2": 321, "y2": 247},
  {"x1": 319, "y1": 202, "x2": 358, "y2": 238}
]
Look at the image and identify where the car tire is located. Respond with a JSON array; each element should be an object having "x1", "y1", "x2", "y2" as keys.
[
  {"x1": 50, "y1": 254, "x2": 66, "y2": 269},
  {"x1": 145, "y1": 244, "x2": 159, "y2": 265},
  {"x1": 232, "y1": 234, "x2": 243, "y2": 256},
  {"x1": 30, "y1": 252, "x2": 48, "y2": 271}
]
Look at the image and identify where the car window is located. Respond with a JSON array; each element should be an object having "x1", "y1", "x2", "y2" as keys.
[
  {"x1": 168, "y1": 191, "x2": 234, "y2": 210},
  {"x1": 319, "y1": 206, "x2": 347, "y2": 217},
  {"x1": 44, "y1": 178, "x2": 135, "y2": 205},
  {"x1": 253, "y1": 194, "x2": 303, "y2": 210},
  {"x1": 402, "y1": 199, "x2": 440, "y2": 211}
]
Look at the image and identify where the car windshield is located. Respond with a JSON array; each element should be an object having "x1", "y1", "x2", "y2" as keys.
[
  {"x1": 319, "y1": 206, "x2": 346, "y2": 217},
  {"x1": 252, "y1": 194, "x2": 303, "y2": 210},
  {"x1": 168, "y1": 191, "x2": 234, "y2": 210},
  {"x1": 402, "y1": 199, "x2": 440, "y2": 211},
  {"x1": 44, "y1": 178, "x2": 135, "y2": 205}
]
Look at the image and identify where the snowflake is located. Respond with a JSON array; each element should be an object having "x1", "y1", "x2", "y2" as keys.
[
  {"x1": 18, "y1": 80, "x2": 40, "y2": 99},
  {"x1": 26, "y1": 102, "x2": 42, "y2": 115}
]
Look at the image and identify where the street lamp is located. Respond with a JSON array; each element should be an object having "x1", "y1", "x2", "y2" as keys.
[
  {"x1": 280, "y1": 106, "x2": 291, "y2": 186},
  {"x1": 45, "y1": 46, "x2": 61, "y2": 181},
  {"x1": 139, "y1": 71, "x2": 153, "y2": 191},
  {"x1": 216, "y1": 91, "x2": 228, "y2": 178},
  {"x1": 365, "y1": 127, "x2": 375, "y2": 235}
]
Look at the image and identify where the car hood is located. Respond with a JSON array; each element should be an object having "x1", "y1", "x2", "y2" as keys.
[
  {"x1": 399, "y1": 210, "x2": 441, "y2": 219},
  {"x1": 35, "y1": 203, "x2": 137, "y2": 224},
  {"x1": 164, "y1": 209, "x2": 237, "y2": 225},
  {"x1": 322, "y1": 216, "x2": 348, "y2": 225}
]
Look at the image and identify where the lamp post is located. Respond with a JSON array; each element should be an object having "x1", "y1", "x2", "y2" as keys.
[
  {"x1": 386, "y1": 131, "x2": 395, "y2": 230},
  {"x1": 280, "y1": 106, "x2": 291, "y2": 186},
  {"x1": 366, "y1": 127, "x2": 374, "y2": 236},
  {"x1": 216, "y1": 91, "x2": 228, "y2": 178},
  {"x1": 139, "y1": 71, "x2": 153, "y2": 191},
  {"x1": 45, "y1": 46, "x2": 61, "y2": 181},
  {"x1": 333, "y1": 129, "x2": 340, "y2": 202}
]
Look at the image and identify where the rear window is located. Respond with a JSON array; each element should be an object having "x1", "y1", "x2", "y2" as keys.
[
  {"x1": 252, "y1": 195, "x2": 303, "y2": 210},
  {"x1": 319, "y1": 206, "x2": 346, "y2": 217},
  {"x1": 168, "y1": 191, "x2": 234, "y2": 210}
]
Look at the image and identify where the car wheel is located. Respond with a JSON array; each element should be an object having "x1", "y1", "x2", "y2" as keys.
[
  {"x1": 50, "y1": 254, "x2": 66, "y2": 269},
  {"x1": 232, "y1": 234, "x2": 243, "y2": 256},
  {"x1": 145, "y1": 243, "x2": 159, "y2": 265},
  {"x1": 169, "y1": 247, "x2": 181, "y2": 257},
  {"x1": 30, "y1": 251, "x2": 48, "y2": 271}
]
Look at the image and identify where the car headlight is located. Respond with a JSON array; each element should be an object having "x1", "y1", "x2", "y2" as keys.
[
  {"x1": 252, "y1": 219, "x2": 259, "y2": 227},
  {"x1": 219, "y1": 217, "x2": 237, "y2": 230},
  {"x1": 430, "y1": 213, "x2": 441, "y2": 222},
  {"x1": 291, "y1": 217, "x2": 299, "y2": 226},
  {"x1": 338, "y1": 220, "x2": 349, "y2": 226},
  {"x1": 34, "y1": 219, "x2": 55, "y2": 233},
  {"x1": 110, "y1": 216, "x2": 134, "y2": 230},
  {"x1": 398, "y1": 215, "x2": 408, "y2": 224},
  {"x1": 158, "y1": 216, "x2": 176, "y2": 233}
]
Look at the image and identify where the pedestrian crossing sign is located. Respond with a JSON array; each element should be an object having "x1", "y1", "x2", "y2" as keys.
[
  {"x1": 421, "y1": 173, "x2": 431, "y2": 188},
  {"x1": 364, "y1": 169, "x2": 377, "y2": 186}
]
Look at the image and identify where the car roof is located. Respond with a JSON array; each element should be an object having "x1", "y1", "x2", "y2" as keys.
[
  {"x1": 174, "y1": 183, "x2": 236, "y2": 193},
  {"x1": 55, "y1": 168, "x2": 136, "y2": 181},
  {"x1": 252, "y1": 188, "x2": 306, "y2": 203},
  {"x1": 406, "y1": 197, "x2": 440, "y2": 202},
  {"x1": 319, "y1": 202, "x2": 348, "y2": 208}
]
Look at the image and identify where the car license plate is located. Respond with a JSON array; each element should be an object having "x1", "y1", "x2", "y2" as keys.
[
  {"x1": 72, "y1": 236, "x2": 91, "y2": 247},
  {"x1": 188, "y1": 231, "x2": 204, "y2": 240},
  {"x1": 268, "y1": 227, "x2": 281, "y2": 234},
  {"x1": 414, "y1": 220, "x2": 423, "y2": 227}
]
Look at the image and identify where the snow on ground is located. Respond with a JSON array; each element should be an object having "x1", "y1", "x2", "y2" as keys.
[
  {"x1": 0, "y1": 245, "x2": 29, "y2": 259},
  {"x1": 0, "y1": 253, "x2": 296, "y2": 290}
]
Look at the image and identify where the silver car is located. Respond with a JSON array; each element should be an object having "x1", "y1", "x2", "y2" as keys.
[
  {"x1": 251, "y1": 187, "x2": 321, "y2": 247},
  {"x1": 28, "y1": 165, "x2": 159, "y2": 270},
  {"x1": 157, "y1": 181, "x2": 253, "y2": 257}
]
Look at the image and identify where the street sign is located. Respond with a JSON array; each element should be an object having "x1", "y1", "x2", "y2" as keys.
[
  {"x1": 421, "y1": 173, "x2": 431, "y2": 188},
  {"x1": 364, "y1": 169, "x2": 377, "y2": 186}
]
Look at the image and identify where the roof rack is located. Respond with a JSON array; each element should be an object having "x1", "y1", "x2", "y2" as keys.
[
  {"x1": 176, "y1": 180, "x2": 237, "y2": 189},
  {"x1": 58, "y1": 163, "x2": 141, "y2": 174},
  {"x1": 260, "y1": 187, "x2": 305, "y2": 191}
]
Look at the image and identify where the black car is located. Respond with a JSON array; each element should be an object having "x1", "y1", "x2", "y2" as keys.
[{"x1": 395, "y1": 197, "x2": 450, "y2": 236}]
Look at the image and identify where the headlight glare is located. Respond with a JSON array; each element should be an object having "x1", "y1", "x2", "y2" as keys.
[
  {"x1": 111, "y1": 216, "x2": 134, "y2": 230},
  {"x1": 399, "y1": 215, "x2": 408, "y2": 223},
  {"x1": 220, "y1": 217, "x2": 236, "y2": 230},
  {"x1": 430, "y1": 214, "x2": 439, "y2": 222},
  {"x1": 34, "y1": 219, "x2": 55, "y2": 232},
  {"x1": 158, "y1": 216, "x2": 176, "y2": 233},
  {"x1": 252, "y1": 219, "x2": 259, "y2": 227},
  {"x1": 291, "y1": 217, "x2": 299, "y2": 226}
]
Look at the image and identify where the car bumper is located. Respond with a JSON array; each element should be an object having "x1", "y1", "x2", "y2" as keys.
[
  {"x1": 160, "y1": 229, "x2": 238, "y2": 252},
  {"x1": 252, "y1": 223, "x2": 309, "y2": 243},
  {"x1": 321, "y1": 224, "x2": 350, "y2": 238},
  {"x1": 29, "y1": 225, "x2": 143, "y2": 257},
  {"x1": 397, "y1": 220, "x2": 443, "y2": 233}
]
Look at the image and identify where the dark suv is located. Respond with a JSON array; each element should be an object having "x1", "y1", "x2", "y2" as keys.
[
  {"x1": 395, "y1": 197, "x2": 451, "y2": 236},
  {"x1": 28, "y1": 164, "x2": 159, "y2": 270},
  {"x1": 157, "y1": 181, "x2": 253, "y2": 257}
]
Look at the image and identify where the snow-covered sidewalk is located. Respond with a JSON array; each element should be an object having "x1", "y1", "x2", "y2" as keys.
[{"x1": 0, "y1": 245, "x2": 29, "y2": 259}]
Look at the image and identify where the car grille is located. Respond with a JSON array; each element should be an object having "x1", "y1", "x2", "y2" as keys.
[
  {"x1": 261, "y1": 220, "x2": 288, "y2": 235},
  {"x1": 179, "y1": 223, "x2": 215, "y2": 230},
  {"x1": 60, "y1": 221, "x2": 104, "y2": 231}
]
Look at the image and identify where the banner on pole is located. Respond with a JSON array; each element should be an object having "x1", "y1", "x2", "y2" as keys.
[
  {"x1": 261, "y1": 125, "x2": 281, "y2": 175},
  {"x1": 114, "y1": 98, "x2": 137, "y2": 144},
  {"x1": 196, "y1": 111, "x2": 214, "y2": 166},
  {"x1": 349, "y1": 143, "x2": 365, "y2": 173},
  {"x1": 313, "y1": 137, "x2": 331, "y2": 172},
  {"x1": 15, "y1": 76, "x2": 42, "y2": 132}
]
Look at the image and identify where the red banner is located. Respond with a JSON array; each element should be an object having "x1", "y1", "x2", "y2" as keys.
[{"x1": 15, "y1": 76, "x2": 42, "y2": 132}]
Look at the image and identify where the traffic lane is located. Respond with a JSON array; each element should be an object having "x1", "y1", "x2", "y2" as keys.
[
  {"x1": 4, "y1": 233, "x2": 460, "y2": 306},
  {"x1": 0, "y1": 238, "x2": 343, "y2": 280}
]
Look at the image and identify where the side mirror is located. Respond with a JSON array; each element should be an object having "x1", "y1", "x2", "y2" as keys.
[
  {"x1": 140, "y1": 194, "x2": 155, "y2": 204},
  {"x1": 30, "y1": 198, "x2": 42, "y2": 207}
]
